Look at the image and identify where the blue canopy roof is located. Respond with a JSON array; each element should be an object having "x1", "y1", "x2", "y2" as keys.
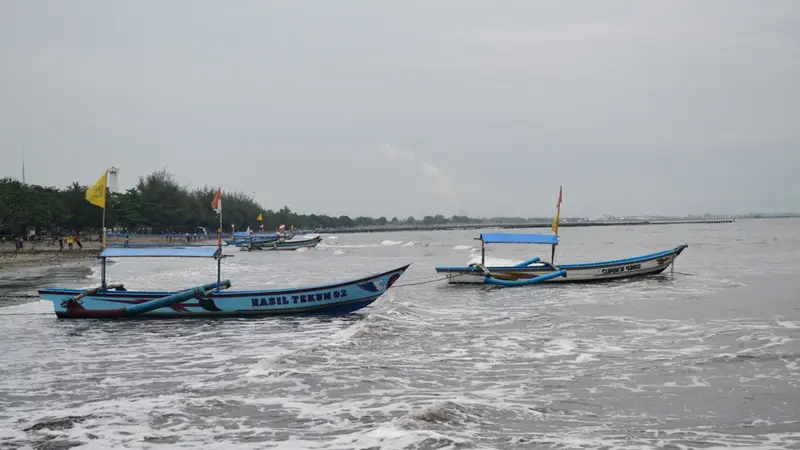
[
  {"x1": 480, "y1": 233, "x2": 559, "y2": 245},
  {"x1": 99, "y1": 247, "x2": 222, "y2": 258}
]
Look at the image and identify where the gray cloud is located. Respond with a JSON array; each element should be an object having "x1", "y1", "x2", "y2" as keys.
[
  {"x1": 1, "y1": 0, "x2": 798, "y2": 218},
  {"x1": 380, "y1": 144, "x2": 457, "y2": 205}
]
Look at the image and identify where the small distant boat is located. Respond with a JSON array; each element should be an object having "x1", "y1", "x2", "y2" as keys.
[
  {"x1": 248, "y1": 236, "x2": 322, "y2": 250},
  {"x1": 38, "y1": 246, "x2": 409, "y2": 319},
  {"x1": 225, "y1": 231, "x2": 280, "y2": 247},
  {"x1": 237, "y1": 235, "x2": 322, "y2": 251},
  {"x1": 434, "y1": 232, "x2": 688, "y2": 287}
]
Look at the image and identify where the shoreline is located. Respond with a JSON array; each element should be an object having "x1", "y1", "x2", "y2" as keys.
[
  {"x1": 0, "y1": 248, "x2": 100, "y2": 271},
  {"x1": 0, "y1": 236, "x2": 221, "y2": 271}
]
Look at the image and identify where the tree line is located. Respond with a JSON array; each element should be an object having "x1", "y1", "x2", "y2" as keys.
[{"x1": 1, "y1": 170, "x2": 556, "y2": 238}]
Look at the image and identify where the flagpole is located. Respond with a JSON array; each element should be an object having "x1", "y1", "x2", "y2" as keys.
[
  {"x1": 102, "y1": 169, "x2": 108, "y2": 249},
  {"x1": 551, "y1": 185, "x2": 562, "y2": 264},
  {"x1": 216, "y1": 187, "x2": 223, "y2": 292},
  {"x1": 216, "y1": 187, "x2": 223, "y2": 252},
  {"x1": 550, "y1": 209, "x2": 558, "y2": 264}
]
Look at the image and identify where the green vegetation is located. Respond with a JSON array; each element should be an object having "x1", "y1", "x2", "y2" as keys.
[
  {"x1": 0, "y1": 170, "x2": 506, "y2": 236},
  {"x1": 6, "y1": 170, "x2": 782, "y2": 238}
]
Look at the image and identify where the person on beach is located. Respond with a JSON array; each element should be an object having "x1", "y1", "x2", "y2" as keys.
[
  {"x1": 59, "y1": 236, "x2": 64, "y2": 250},
  {"x1": 74, "y1": 234, "x2": 82, "y2": 249},
  {"x1": 66, "y1": 235, "x2": 73, "y2": 250}
]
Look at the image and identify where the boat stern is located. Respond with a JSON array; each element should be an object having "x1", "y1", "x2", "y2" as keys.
[
  {"x1": 434, "y1": 265, "x2": 485, "y2": 284},
  {"x1": 38, "y1": 288, "x2": 82, "y2": 317}
]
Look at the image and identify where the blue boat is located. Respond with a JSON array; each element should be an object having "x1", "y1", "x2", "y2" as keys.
[
  {"x1": 38, "y1": 246, "x2": 410, "y2": 319},
  {"x1": 434, "y1": 232, "x2": 688, "y2": 287}
]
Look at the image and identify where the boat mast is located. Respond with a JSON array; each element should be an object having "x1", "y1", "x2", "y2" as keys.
[
  {"x1": 100, "y1": 169, "x2": 108, "y2": 289},
  {"x1": 476, "y1": 234, "x2": 486, "y2": 266},
  {"x1": 217, "y1": 190, "x2": 222, "y2": 251},
  {"x1": 100, "y1": 255, "x2": 107, "y2": 289},
  {"x1": 216, "y1": 188, "x2": 223, "y2": 292},
  {"x1": 101, "y1": 169, "x2": 108, "y2": 249}
]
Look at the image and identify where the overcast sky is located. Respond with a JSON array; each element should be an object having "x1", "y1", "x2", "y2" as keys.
[{"x1": 2, "y1": 0, "x2": 798, "y2": 218}]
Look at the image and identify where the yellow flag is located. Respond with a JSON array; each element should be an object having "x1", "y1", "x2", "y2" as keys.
[
  {"x1": 86, "y1": 170, "x2": 108, "y2": 208},
  {"x1": 552, "y1": 209, "x2": 560, "y2": 234},
  {"x1": 257, "y1": 213, "x2": 263, "y2": 221}
]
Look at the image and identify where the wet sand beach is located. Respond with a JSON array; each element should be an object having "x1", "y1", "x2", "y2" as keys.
[
  {"x1": 0, "y1": 245, "x2": 100, "y2": 270},
  {"x1": 0, "y1": 235, "x2": 222, "y2": 307},
  {"x1": 0, "y1": 235, "x2": 221, "y2": 270}
]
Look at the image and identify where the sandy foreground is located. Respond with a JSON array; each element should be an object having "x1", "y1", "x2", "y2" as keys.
[{"x1": 0, "y1": 236, "x2": 221, "y2": 270}]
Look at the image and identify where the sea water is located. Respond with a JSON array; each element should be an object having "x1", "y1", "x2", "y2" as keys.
[{"x1": 1, "y1": 220, "x2": 798, "y2": 449}]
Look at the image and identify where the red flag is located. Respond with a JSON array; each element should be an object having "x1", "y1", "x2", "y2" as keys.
[
  {"x1": 211, "y1": 188, "x2": 222, "y2": 214},
  {"x1": 556, "y1": 185, "x2": 563, "y2": 208}
]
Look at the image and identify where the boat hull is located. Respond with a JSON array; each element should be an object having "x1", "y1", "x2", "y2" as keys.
[
  {"x1": 241, "y1": 236, "x2": 322, "y2": 251},
  {"x1": 434, "y1": 245, "x2": 687, "y2": 285},
  {"x1": 226, "y1": 232, "x2": 281, "y2": 246},
  {"x1": 226, "y1": 237, "x2": 279, "y2": 246},
  {"x1": 38, "y1": 264, "x2": 410, "y2": 319}
]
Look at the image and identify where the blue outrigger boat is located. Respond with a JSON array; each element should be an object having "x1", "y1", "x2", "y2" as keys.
[
  {"x1": 434, "y1": 232, "x2": 688, "y2": 287},
  {"x1": 38, "y1": 246, "x2": 410, "y2": 319}
]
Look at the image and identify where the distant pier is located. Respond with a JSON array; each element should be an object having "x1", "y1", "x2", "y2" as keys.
[{"x1": 310, "y1": 218, "x2": 736, "y2": 234}]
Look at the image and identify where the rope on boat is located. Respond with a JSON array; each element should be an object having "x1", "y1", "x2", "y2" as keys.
[
  {"x1": 392, "y1": 275, "x2": 455, "y2": 287},
  {"x1": 469, "y1": 263, "x2": 493, "y2": 277}
]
